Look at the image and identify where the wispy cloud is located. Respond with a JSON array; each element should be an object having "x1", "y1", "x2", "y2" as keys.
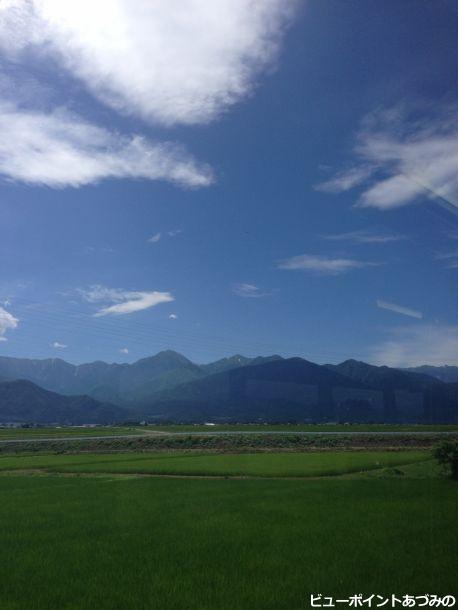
[
  {"x1": 435, "y1": 250, "x2": 458, "y2": 260},
  {"x1": 0, "y1": 305, "x2": 18, "y2": 341},
  {"x1": 168, "y1": 314, "x2": 178, "y2": 320},
  {"x1": 233, "y1": 283, "x2": 270, "y2": 298},
  {"x1": 119, "y1": 347, "x2": 129, "y2": 354},
  {"x1": 316, "y1": 104, "x2": 458, "y2": 210},
  {"x1": 323, "y1": 229, "x2": 406, "y2": 244},
  {"x1": 372, "y1": 324, "x2": 458, "y2": 367},
  {"x1": 277, "y1": 254, "x2": 380, "y2": 275},
  {"x1": 147, "y1": 229, "x2": 182, "y2": 244},
  {"x1": 81, "y1": 245, "x2": 115, "y2": 255},
  {"x1": 316, "y1": 165, "x2": 374, "y2": 194},
  {"x1": 376, "y1": 299, "x2": 423, "y2": 320},
  {"x1": 78, "y1": 285, "x2": 174, "y2": 317},
  {"x1": 51, "y1": 341, "x2": 67, "y2": 349},
  {"x1": 0, "y1": 1, "x2": 296, "y2": 127},
  {"x1": 0, "y1": 103, "x2": 213, "y2": 188},
  {"x1": 434, "y1": 249, "x2": 458, "y2": 269}
]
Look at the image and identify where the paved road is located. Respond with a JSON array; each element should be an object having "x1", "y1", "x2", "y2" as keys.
[{"x1": 0, "y1": 429, "x2": 457, "y2": 444}]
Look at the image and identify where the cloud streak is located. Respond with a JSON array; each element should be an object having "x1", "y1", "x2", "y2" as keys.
[
  {"x1": 0, "y1": 305, "x2": 18, "y2": 341},
  {"x1": 323, "y1": 230, "x2": 406, "y2": 244},
  {"x1": 0, "y1": 0, "x2": 296, "y2": 126},
  {"x1": 233, "y1": 283, "x2": 270, "y2": 298},
  {"x1": 79, "y1": 285, "x2": 174, "y2": 317},
  {"x1": 0, "y1": 103, "x2": 213, "y2": 188},
  {"x1": 376, "y1": 299, "x2": 423, "y2": 320},
  {"x1": 316, "y1": 105, "x2": 458, "y2": 210},
  {"x1": 435, "y1": 249, "x2": 458, "y2": 268},
  {"x1": 277, "y1": 254, "x2": 380, "y2": 275},
  {"x1": 147, "y1": 229, "x2": 182, "y2": 244},
  {"x1": 51, "y1": 341, "x2": 67, "y2": 348}
]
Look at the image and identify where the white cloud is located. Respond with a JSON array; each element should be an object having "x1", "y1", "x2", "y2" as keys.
[
  {"x1": 372, "y1": 324, "x2": 458, "y2": 367},
  {"x1": 0, "y1": 102, "x2": 213, "y2": 188},
  {"x1": 376, "y1": 299, "x2": 423, "y2": 320},
  {"x1": 316, "y1": 105, "x2": 458, "y2": 210},
  {"x1": 323, "y1": 230, "x2": 406, "y2": 244},
  {"x1": 147, "y1": 233, "x2": 162, "y2": 244},
  {"x1": 79, "y1": 285, "x2": 174, "y2": 317},
  {"x1": 0, "y1": 0, "x2": 296, "y2": 126},
  {"x1": 0, "y1": 305, "x2": 18, "y2": 341},
  {"x1": 233, "y1": 283, "x2": 270, "y2": 298},
  {"x1": 168, "y1": 314, "x2": 178, "y2": 320},
  {"x1": 51, "y1": 341, "x2": 67, "y2": 348},
  {"x1": 119, "y1": 347, "x2": 129, "y2": 354},
  {"x1": 167, "y1": 229, "x2": 182, "y2": 237},
  {"x1": 277, "y1": 254, "x2": 380, "y2": 275}
]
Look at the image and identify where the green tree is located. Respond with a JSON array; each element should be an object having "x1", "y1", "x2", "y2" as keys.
[{"x1": 434, "y1": 441, "x2": 458, "y2": 480}]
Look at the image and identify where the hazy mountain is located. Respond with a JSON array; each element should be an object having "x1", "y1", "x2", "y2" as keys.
[
  {"x1": 404, "y1": 365, "x2": 458, "y2": 384},
  {"x1": 0, "y1": 380, "x2": 125, "y2": 424},
  {"x1": 200, "y1": 354, "x2": 283, "y2": 375},
  {"x1": 0, "y1": 351, "x2": 204, "y2": 404},
  {"x1": 0, "y1": 351, "x2": 281, "y2": 405}
]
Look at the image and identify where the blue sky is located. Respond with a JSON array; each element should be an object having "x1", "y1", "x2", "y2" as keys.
[{"x1": 0, "y1": 0, "x2": 457, "y2": 366}]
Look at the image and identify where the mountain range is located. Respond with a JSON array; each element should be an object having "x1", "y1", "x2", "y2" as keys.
[
  {"x1": 0, "y1": 351, "x2": 456, "y2": 424},
  {"x1": 404, "y1": 365, "x2": 458, "y2": 383},
  {"x1": 0, "y1": 380, "x2": 123, "y2": 424}
]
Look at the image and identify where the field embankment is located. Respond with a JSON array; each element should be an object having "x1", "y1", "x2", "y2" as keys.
[{"x1": 0, "y1": 430, "x2": 456, "y2": 455}]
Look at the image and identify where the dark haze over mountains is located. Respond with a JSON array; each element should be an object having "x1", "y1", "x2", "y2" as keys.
[{"x1": 0, "y1": 351, "x2": 456, "y2": 424}]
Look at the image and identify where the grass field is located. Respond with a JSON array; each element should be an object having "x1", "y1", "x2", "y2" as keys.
[
  {"x1": 0, "y1": 474, "x2": 456, "y2": 610},
  {"x1": 0, "y1": 449, "x2": 429, "y2": 477},
  {"x1": 147, "y1": 423, "x2": 458, "y2": 433},
  {"x1": 0, "y1": 426, "x2": 144, "y2": 439},
  {"x1": 1, "y1": 424, "x2": 457, "y2": 441}
]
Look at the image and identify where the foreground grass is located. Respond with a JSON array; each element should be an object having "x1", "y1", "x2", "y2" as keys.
[
  {"x1": 0, "y1": 450, "x2": 428, "y2": 477},
  {"x1": 0, "y1": 475, "x2": 456, "y2": 610}
]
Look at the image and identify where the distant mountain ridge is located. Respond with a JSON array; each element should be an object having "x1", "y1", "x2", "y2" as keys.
[
  {"x1": 0, "y1": 351, "x2": 202, "y2": 404},
  {"x1": 0, "y1": 351, "x2": 285, "y2": 405},
  {"x1": 144, "y1": 357, "x2": 457, "y2": 424},
  {"x1": 0, "y1": 351, "x2": 457, "y2": 424},
  {"x1": 404, "y1": 365, "x2": 458, "y2": 384},
  {"x1": 0, "y1": 379, "x2": 124, "y2": 424}
]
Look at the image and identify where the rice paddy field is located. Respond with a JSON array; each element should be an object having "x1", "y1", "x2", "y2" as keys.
[
  {"x1": 1, "y1": 448, "x2": 457, "y2": 610},
  {"x1": 0, "y1": 449, "x2": 430, "y2": 477}
]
